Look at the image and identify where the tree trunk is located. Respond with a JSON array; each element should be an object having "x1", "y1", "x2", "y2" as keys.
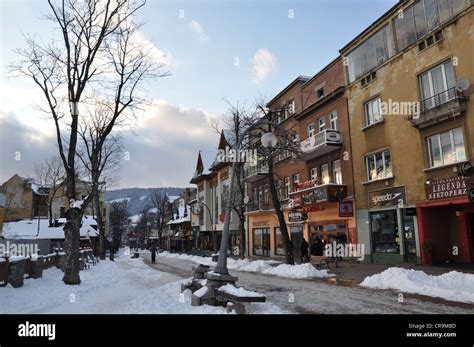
[
  {"x1": 48, "y1": 200, "x2": 53, "y2": 227},
  {"x1": 267, "y1": 158, "x2": 294, "y2": 265},
  {"x1": 62, "y1": 206, "x2": 82, "y2": 284},
  {"x1": 62, "y1": 165, "x2": 81, "y2": 285},
  {"x1": 94, "y1": 192, "x2": 106, "y2": 260}
]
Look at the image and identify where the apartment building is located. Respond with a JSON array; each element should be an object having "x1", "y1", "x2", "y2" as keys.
[
  {"x1": 190, "y1": 131, "x2": 241, "y2": 253},
  {"x1": 340, "y1": 0, "x2": 473, "y2": 264},
  {"x1": 246, "y1": 63, "x2": 356, "y2": 262}
]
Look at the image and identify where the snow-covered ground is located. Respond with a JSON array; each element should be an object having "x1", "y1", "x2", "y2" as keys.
[
  {"x1": 361, "y1": 267, "x2": 474, "y2": 303},
  {"x1": 0, "y1": 250, "x2": 285, "y2": 314},
  {"x1": 157, "y1": 251, "x2": 333, "y2": 279}
]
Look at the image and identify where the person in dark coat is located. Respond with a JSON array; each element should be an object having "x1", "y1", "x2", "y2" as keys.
[
  {"x1": 312, "y1": 236, "x2": 324, "y2": 256},
  {"x1": 301, "y1": 238, "x2": 309, "y2": 263},
  {"x1": 150, "y1": 243, "x2": 157, "y2": 264}
]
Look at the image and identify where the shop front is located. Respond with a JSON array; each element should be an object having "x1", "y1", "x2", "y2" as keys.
[
  {"x1": 417, "y1": 176, "x2": 474, "y2": 265},
  {"x1": 366, "y1": 186, "x2": 421, "y2": 264}
]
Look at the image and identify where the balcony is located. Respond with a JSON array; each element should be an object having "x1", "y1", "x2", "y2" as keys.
[
  {"x1": 411, "y1": 87, "x2": 468, "y2": 129},
  {"x1": 246, "y1": 201, "x2": 271, "y2": 212},
  {"x1": 244, "y1": 163, "x2": 269, "y2": 182},
  {"x1": 289, "y1": 182, "x2": 347, "y2": 207},
  {"x1": 300, "y1": 129, "x2": 342, "y2": 161}
]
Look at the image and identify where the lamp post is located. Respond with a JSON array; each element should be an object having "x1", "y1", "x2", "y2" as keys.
[{"x1": 214, "y1": 121, "x2": 278, "y2": 275}]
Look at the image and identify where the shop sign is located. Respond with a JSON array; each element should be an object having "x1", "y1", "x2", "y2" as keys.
[
  {"x1": 252, "y1": 220, "x2": 269, "y2": 227},
  {"x1": 288, "y1": 211, "x2": 303, "y2": 222},
  {"x1": 369, "y1": 186, "x2": 406, "y2": 209},
  {"x1": 425, "y1": 176, "x2": 467, "y2": 200},
  {"x1": 338, "y1": 201, "x2": 353, "y2": 217}
]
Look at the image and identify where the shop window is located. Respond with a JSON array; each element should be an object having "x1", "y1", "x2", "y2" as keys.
[
  {"x1": 427, "y1": 127, "x2": 466, "y2": 167},
  {"x1": 253, "y1": 228, "x2": 270, "y2": 257},
  {"x1": 274, "y1": 227, "x2": 285, "y2": 256},
  {"x1": 371, "y1": 210, "x2": 400, "y2": 254},
  {"x1": 365, "y1": 149, "x2": 393, "y2": 181}
]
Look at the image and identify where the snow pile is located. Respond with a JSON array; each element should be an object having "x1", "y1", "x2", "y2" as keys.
[
  {"x1": 360, "y1": 267, "x2": 474, "y2": 303},
  {"x1": 262, "y1": 263, "x2": 333, "y2": 279},
  {"x1": 157, "y1": 251, "x2": 333, "y2": 279},
  {"x1": 219, "y1": 284, "x2": 264, "y2": 298}
]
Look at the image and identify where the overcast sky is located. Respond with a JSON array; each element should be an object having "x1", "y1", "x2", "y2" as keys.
[{"x1": 0, "y1": 0, "x2": 396, "y2": 189}]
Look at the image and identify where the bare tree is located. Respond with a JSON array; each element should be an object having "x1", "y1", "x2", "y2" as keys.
[
  {"x1": 76, "y1": 106, "x2": 124, "y2": 259},
  {"x1": 149, "y1": 190, "x2": 168, "y2": 248},
  {"x1": 12, "y1": 0, "x2": 166, "y2": 284},
  {"x1": 109, "y1": 200, "x2": 129, "y2": 251},
  {"x1": 35, "y1": 156, "x2": 65, "y2": 227},
  {"x1": 248, "y1": 103, "x2": 302, "y2": 265},
  {"x1": 211, "y1": 102, "x2": 255, "y2": 259}
]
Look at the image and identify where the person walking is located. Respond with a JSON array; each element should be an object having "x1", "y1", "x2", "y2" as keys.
[
  {"x1": 150, "y1": 243, "x2": 157, "y2": 264},
  {"x1": 301, "y1": 238, "x2": 309, "y2": 263}
]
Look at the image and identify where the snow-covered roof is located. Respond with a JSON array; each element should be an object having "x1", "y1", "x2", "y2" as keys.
[
  {"x1": 3, "y1": 216, "x2": 99, "y2": 240},
  {"x1": 166, "y1": 214, "x2": 190, "y2": 225},
  {"x1": 167, "y1": 195, "x2": 180, "y2": 203}
]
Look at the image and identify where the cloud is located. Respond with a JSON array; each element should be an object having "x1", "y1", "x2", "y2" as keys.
[
  {"x1": 133, "y1": 31, "x2": 176, "y2": 68},
  {"x1": 188, "y1": 20, "x2": 209, "y2": 42},
  {"x1": 251, "y1": 48, "x2": 278, "y2": 84},
  {"x1": 0, "y1": 103, "x2": 222, "y2": 189}
]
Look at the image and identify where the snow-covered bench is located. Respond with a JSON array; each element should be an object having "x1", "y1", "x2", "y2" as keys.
[{"x1": 214, "y1": 284, "x2": 266, "y2": 314}]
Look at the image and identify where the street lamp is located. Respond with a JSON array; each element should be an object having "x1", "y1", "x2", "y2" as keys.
[{"x1": 214, "y1": 123, "x2": 278, "y2": 275}]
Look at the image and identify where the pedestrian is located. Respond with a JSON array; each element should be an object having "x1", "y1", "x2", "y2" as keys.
[
  {"x1": 150, "y1": 243, "x2": 156, "y2": 264},
  {"x1": 301, "y1": 238, "x2": 309, "y2": 263},
  {"x1": 312, "y1": 236, "x2": 324, "y2": 256}
]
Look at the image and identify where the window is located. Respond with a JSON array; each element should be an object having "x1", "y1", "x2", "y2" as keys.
[
  {"x1": 419, "y1": 60, "x2": 456, "y2": 109},
  {"x1": 346, "y1": 25, "x2": 393, "y2": 83},
  {"x1": 293, "y1": 173, "x2": 300, "y2": 191},
  {"x1": 253, "y1": 228, "x2": 270, "y2": 257},
  {"x1": 394, "y1": 5, "x2": 417, "y2": 51},
  {"x1": 258, "y1": 186, "x2": 263, "y2": 209},
  {"x1": 264, "y1": 185, "x2": 269, "y2": 204},
  {"x1": 284, "y1": 177, "x2": 290, "y2": 199},
  {"x1": 318, "y1": 117, "x2": 326, "y2": 132},
  {"x1": 252, "y1": 187, "x2": 258, "y2": 208},
  {"x1": 371, "y1": 210, "x2": 399, "y2": 254},
  {"x1": 310, "y1": 167, "x2": 318, "y2": 181},
  {"x1": 317, "y1": 87, "x2": 325, "y2": 99},
  {"x1": 320, "y1": 164, "x2": 330, "y2": 184},
  {"x1": 427, "y1": 127, "x2": 466, "y2": 167},
  {"x1": 288, "y1": 99, "x2": 296, "y2": 115},
  {"x1": 364, "y1": 97, "x2": 383, "y2": 126},
  {"x1": 275, "y1": 180, "x2": 282, "y2": 201},
  {"x1": 307, "y1": 123, "x2": 315, "y2": 137},
  {"x1": 332, "y1": 160, "x2": 342, "y2": 185},
  {"x1": 366, "y1": 150, "x2": 393, "y2": 181},
  {"x1": 329, "y1": 110, "x2": 338, "y2": 130},
  {"x1": 414, "y1": 0, "x2": 428, "y2": 38},
  {"x1": 274, "y1": 227, "x2": 285, "y2": 256}
]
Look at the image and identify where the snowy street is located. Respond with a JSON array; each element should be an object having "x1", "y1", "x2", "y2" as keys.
[{"x1": 2, "y1": 250, "x2": 474, "y2": 314}]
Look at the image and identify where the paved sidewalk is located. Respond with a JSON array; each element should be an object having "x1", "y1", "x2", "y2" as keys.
[{"x1": 310, "y1": 259, "x2": 474, "y2": 283}]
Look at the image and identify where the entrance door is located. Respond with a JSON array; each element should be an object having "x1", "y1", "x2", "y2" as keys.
[
  {"x1": 291, "y1": 226, "x2": 303, "y2": 263},
  {"x1": 402, "y1": 210, "x2": 417, "y2": 262}
]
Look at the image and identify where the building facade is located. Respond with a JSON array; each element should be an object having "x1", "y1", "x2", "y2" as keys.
[
  {"x1": 246, "y1": 64, "x2": 357, "y2": 262},
  {"x1": 340, "y1": 0, "x2": 473, "y2": 264}
]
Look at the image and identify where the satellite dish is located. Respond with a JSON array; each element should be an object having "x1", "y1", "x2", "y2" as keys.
[{"x1": 456, "y1": 79, "x2": 470, "y2": 92}]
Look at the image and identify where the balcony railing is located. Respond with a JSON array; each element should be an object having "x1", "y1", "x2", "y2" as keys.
[
  {"x1": 411, "y1": 87, "x2": 467, "y2": 129},
  {"x1": 300, "y1": 129, "x2": 342, "y2": 161},
  {"x1": 244, "y1": 162, "x2": 269, "y2": 182}
]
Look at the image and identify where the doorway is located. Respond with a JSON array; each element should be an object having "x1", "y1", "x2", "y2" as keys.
[{"x1": 402, "y1": 209, "x2": 417, "y2": 262}]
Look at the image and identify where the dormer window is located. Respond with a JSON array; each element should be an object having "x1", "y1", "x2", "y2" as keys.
[{"x1": 317, "y1": 87, "x2": 325, "y2": 99}]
